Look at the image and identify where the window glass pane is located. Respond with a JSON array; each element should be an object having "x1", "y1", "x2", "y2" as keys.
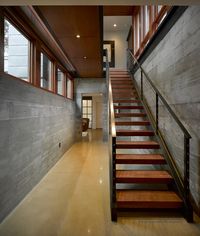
[
  {"x1": 4, "y1": 19, "x2": 30, "y2": 81},
  {"x1": 158, "y1": 5, "x2": 162, "y2": 13},
  {"x1": 83, "y1": 107, "x2": 87, "y2": 114},
  {"x1": 88, "y1": 107, "x2": 92, "y2": 114},
  {"x1": 144, "y1": 6, "x2": 150, "y2": 35},
  {"x1": 57, "y1": 68, "x2": 64, "y2": 95},
  {"x1": 67, "y1": 78, "x2": 73, "y2": 99},
  {"x1": 40, "y1": 53, "x2": 52, "y2": 90},
  {"x1": 136, "y1": 13, "x2": 140, "y2": 50},
  {"x1": 67, "y1": 78, "x2": 71, "y2": 98},
  {"x1": 83, "y1": 100, "x2": 87, "y2": 106},
  {"x1": 88, "y1": 100, "x2": 92, "y2": 106}
]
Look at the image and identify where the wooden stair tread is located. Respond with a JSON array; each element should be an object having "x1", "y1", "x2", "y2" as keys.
[
  {"x1": 116, "y1": 141, "x2": 160, "y2": 149},
  {"x1": 116, "y1": 130, "x2": 154, "y2": 136},
  {"x1": 115, "y1": 113, "x2": 146, "y2": 117},
  {"x1": 112, "y1": 85, "x2": 133, "y2": 88},
  {"x1": 113, "y1": 99, "x2": 140, "y2": 103},
  {"x1": 116, "y1": 190, "x2": 183, "y2": 209},
  {"x1": 115, "y1": 121, "x2": 150, "y2": 126},
  {"x1": 116, "y1": 154, "x2": 166, "y2": 164},
  {"x1": 114, "y1": 105, "x2": 143, "y2": 109},
  {"x1": 112, "y1": 90, "x2": 134, "y2": 93},
  {"x1": 111, "y1": 82, "x2": 133, "y2": 85},
  {"x1": 116, "y1": 170, "x2": 172, "y2": 184},
  {"x1": 110, "y1": 75, "x2": 130, "y2": 78}
]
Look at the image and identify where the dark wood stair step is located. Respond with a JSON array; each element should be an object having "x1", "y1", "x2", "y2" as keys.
[
  {"x1": 113, "y1": 99, "x2": 140, "y2": 103},
  {"x1": 111, "y1": 81, "x2": 133, "y2": 84},
  {"x1": 113, "y1": 91, "x2": 135, "y2": 94},
  {"x1": 116, "y1": 154, "x2": 166, "y2": 164},
  {"x1": 115, "y1": 121, "x2": 150, "y2": 126},
  {"x1": 116, "y1": 170, "x2": 173, "y2": 184},
  {"x1": 112, "y1": 89, "x2": 135, "y2": 93},
  {"x1": 116, "y1": 130, "x2": 154, "y2": 136},
  {"x1": 114, "y1": 105, "x2": 143, "y2": 109},
  {"x1": 110, "y1": 75, "x2": 130, "y2": 78},
  {"x1": 116, "y1": 141, "x2": 160, "y2": 149},
  {"x1": 112, "y1": 85, "x2": 133, "y2": 88},
  {"x1": 116, "y1": 190, "x2": 183, "y2": 209},
  {"x1": 115, "y1": 113, "x2": 146, "y2": 117},
  {"x1": 113, "y1": 95, "x2": 137, "y2": 99}
]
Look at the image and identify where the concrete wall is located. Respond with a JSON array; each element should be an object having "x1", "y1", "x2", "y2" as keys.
[
  {"x1": 74, "y1": 78, "x2": 108, "y2": 141},
  {"x1": 104, "y1": 31, "x2": 128, "y2": 69},
  {"x1": 0, "y1": 74, "x2": 77, "y2": 222},
  {"x1": 134, "y1": 6, "x2": 200, "y2": 210}
]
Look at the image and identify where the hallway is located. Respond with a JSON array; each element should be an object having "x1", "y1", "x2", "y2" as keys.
[{"x1": 0, "y1": 130, "x2": 200, "y2": 236}]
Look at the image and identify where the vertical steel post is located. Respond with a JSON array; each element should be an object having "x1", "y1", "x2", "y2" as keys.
[
  {"x1": 156, "y1": 93, "x2": 159, "y2": 134},
  {"x1": 184, "y1": 135, "x2": 190, "y2": 203},
  {"x1": 141, "y1": 70, "x2": 143, "y2": 100},
  {"x1": 183, "y1": 135, "x2": 193, "y2": 222}
]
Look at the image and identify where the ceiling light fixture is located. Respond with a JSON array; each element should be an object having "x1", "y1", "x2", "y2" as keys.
[
  {"x1": 113, "y1": 24, "x2": 117, "y2": 27},
  {"x1": 83, "y1": 56, "x2": 87, "y2": 59},
  {"x1": 76, "y1": 34, "x2": 80, "y2": 38}
]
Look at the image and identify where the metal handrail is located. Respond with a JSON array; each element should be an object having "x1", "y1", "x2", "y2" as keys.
[
  {"x1": 105, "y1": 49, "x2": 117, "y2": 221},
  {"x1": 128, "y1": 49, "x2": 191, "y2": 139},
  {"x1": 127, "y1": 48, "x2": 193, "y2": 222}
]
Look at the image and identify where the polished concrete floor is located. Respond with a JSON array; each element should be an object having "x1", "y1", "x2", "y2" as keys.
[{"x1": 0, "y1": 130, "x2": 200, "y2": 236}]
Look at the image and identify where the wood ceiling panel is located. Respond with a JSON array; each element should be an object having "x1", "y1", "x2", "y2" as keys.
[
  {"x1": 37, "y1": 6, "x2": 103, "y2": 78},
  {"x1": 103, "y1": 6, "x2": 134, "y2": 16},
  {"x1": 73, "y1": 59, "x2": 102, "y2": 78},
  {"x1": 59, "y1": 37, "x2": 101, "y2": 58}
]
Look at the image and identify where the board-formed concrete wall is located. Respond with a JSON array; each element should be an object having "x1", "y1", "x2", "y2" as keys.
[
  {"x1": 134, "y1": 6, "x2": 200, "y2": 211},
  {"x1": 0, "y1": 74, "x2": 77, "y2": 222},
  {"x1": 74, "y1": 78, "x2": 108, "y2": 141}
]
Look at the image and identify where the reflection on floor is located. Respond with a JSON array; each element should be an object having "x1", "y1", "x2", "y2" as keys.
[{"x1": 0, "y1": 129, "x2": 200, "y2": 236}]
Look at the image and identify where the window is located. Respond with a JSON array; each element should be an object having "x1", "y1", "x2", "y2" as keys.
[
  {"x1": 134, "y1": 12, "x2": 140, "y2": 53},
  {"x1": 57, "y1": 68, "x2": 65, "y2": 96},
  {"x1": 133, "y1": 5, "x2": 170, "y2": 58},
  {"x1": 144, "y1": 6, "x2": 150, "y2": 36},
  {"x1": 4, "y1": 19, "x2": 30, "y2": 81},
  {"x1": 67, "y1": 76, "x2": 73, "y2": 99},
  {"x1": 158, "y1": 5, "x2": 163, "y2": 13},
  {"x1": 82, "y1": 97, "x2": 92, "y2": 128},
  {"x1": 40, "y1": 52, "x2": 52, "y2": 90}
]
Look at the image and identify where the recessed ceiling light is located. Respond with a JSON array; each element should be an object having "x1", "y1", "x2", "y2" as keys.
[
  {"x1": 113, "y1": 24, "x2": 117, "y2": 27},
  {"x1": 83, "y1": 56, "x2": 87, "y2": 59},
  {"x1": 76, "y1": 34, "x2": 80, "y2": 38}
]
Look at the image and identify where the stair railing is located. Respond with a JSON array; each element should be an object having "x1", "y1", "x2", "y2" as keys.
[
  {"x1": 127, "y1": 48, "x2": 193, "y2": 222},
  {"x1": 104, "y1": 49, "x2": 117, "y2": 221}
]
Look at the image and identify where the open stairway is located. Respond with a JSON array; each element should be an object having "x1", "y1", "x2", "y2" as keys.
[{"x1": 109, "y1": 69, "x2": 184, "y2": 221}]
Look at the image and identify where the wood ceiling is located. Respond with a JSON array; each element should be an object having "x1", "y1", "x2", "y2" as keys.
[
  {"x1": 103, "y1": 6, "x2": 134, "y2": 16},
  {"x1": 37, "y1": 6, "x2": 103, "y2": 78},
  {"x1": 20, "y1": 6, "x2": 134, "y2": 78}
]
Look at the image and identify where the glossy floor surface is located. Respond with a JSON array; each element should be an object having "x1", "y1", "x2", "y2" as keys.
[{"x1": 0, "y1": 130, "x2": 200, "y2": 236}]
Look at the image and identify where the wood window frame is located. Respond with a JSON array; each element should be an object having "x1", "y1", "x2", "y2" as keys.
[
  {"x1": 3, "y1": 15, "x2": 32, "y2": 83},
  {"x1": 1, "y1": 6, "x2": 74, "y2": 101},
  {"x1": 56, "y1": 65, "x2": 66, "y2": 97},
  {"x1": 40, "y1": 49, "x2": 54, "y2": 92},
  {"x1": 66, "y1": 74, "x2": 74, "y2": 100}
]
